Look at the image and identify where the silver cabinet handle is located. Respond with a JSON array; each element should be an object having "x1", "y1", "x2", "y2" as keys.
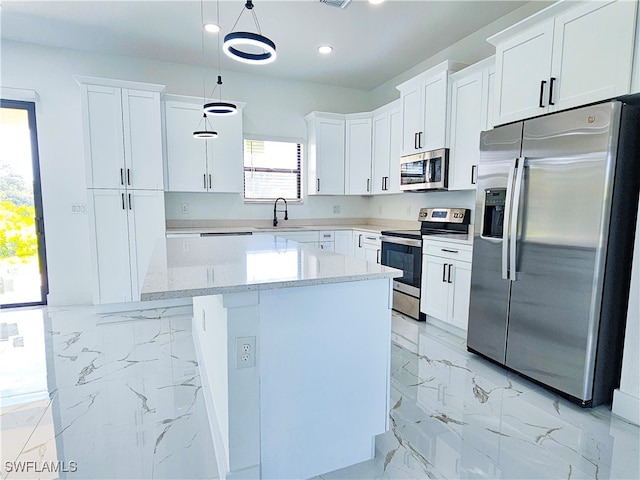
[
  {"x1": 209, "y1": 174, "x2": 212, "y2": 189},
  {"x1": 365, "y1": 236, "x2": 377, "y2": 241},
  {"x1": 377, "y1": 249, "x2": 381, "y2": 264},
  {"x1": 549, "y1": 77, "x2": 556, "y2": 106},
  {"x1": 323, "y1": 234, "x2": 331, "y2": 238},
  {"x1": 203, "y1": 174, "x2": 207, "y2": 189},
  {"x1": 127, "y1": 168, "x2": 131, "y2": 186},
  {"x1": 121, "y1": 193, "x2": 125, "y2": 210},
  {"x1": 441, "y1": 248, "x2": 459, "y2": 254},
  {"x1": 128, "y1": 193, "x2": 132, "y2": 210},
  {"x1": 447, "y1": 264, "x2": 453, "y2": 284},
  {"x1": 442, "y1": 263, "x2": 448, "y2": 282},
  {"x1": 317, "y1": 178, "x2": 320, "y2": 192},
  {"x1": 358, "y1": 234, "x2": 362, "y2": 248},
  {"x1": 367, "y1": 178, "x2": 370, "y2": 192},
  {"x1": 418, "y1": 132, "x2": 423, "y2": 149},
  {"x1": 471, "y1": 165, "x2": 477, "y2": 185},
  {"x1": 120, "y1": 168, "x2": 124, "y2": 185}
]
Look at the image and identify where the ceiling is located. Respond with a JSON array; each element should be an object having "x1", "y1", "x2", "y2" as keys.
[{"x1": 2, "y1": 0, "x2": 536, "y2": 90}]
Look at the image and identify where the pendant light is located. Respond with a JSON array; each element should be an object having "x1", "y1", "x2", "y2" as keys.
[
  {"x1": 223, "y1": 0, "x2": 276, "y2": 65},
  {"x1": 192, "y1": 2, "x2": 220, "y2": 138},
  {"x1": 203, "y1": 0, "x2": 238, "y2": 116},
  {"x1": 193, "y1": 113, "x2": 218, "y2": 139}
]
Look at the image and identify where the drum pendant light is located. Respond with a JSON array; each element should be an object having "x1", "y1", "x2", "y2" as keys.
[
  {"x1": 193, "y1": 113, "x2": 218, "y2": 139},
  {"x1": 202, "y1": 0, "x2": 238, "y2": 116},
  {"x1": 223, "y1": 0, "x2": 276, "y2": 65},
  {"x1": 203, "y1": 75, "x2": 237, "y2": 116}
]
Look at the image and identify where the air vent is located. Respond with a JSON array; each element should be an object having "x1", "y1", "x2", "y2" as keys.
[{"x1": 319, "y1": 0, "x2": 352, "y2": 8}]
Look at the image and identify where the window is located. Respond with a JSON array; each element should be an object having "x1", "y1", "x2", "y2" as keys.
[{"x1": 243, "y1": 139, "x2": 302, "y2": 201}]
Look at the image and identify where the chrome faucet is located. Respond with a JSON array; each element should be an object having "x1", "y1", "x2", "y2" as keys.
[{"x1": 273, "y1": 197, "x2": 288, "y2": 227}]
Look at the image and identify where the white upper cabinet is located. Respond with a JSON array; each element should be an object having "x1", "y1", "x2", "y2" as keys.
[
  {"x1": 396, "y1": 60, "x2": 466, "y2": 156},
  {"x1": 164, "y1": 97, "x2": 244, "y2": 193},
  {"x1": 306, "y1": 112, "x2": 345, "y2": 195},
  {"x1": 80, "y1": 82, "x2": 164, "y2": 190},
  {"x1": 491, "y1": 0, "x2": 637, "y2": 126},
  {"x1": 345, "y1": 115, "x2": 372, "y2": 195},
  {"x1": 371, "y1": 101, "x2": 401, "y2": 195},
  {"x1": 448, "y1": 58, "x2": 495, "y2": 191}
]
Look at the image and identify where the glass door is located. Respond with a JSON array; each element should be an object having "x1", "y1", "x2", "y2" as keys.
[{"x1": 0, "y1": 100, "x2": 48, "y2": 307}]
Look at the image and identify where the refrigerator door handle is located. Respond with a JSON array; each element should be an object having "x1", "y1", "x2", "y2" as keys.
[
  {"x1": 502, "y1": 159, "x2": 518, "y2": 280},
  {"x1": 509, "y1": 157, "x2": 526, "y2": 281}
]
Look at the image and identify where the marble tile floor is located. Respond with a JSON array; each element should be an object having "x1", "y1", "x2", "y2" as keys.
[{"x1": 1, "y1": 305, "x2": 638, "y2": 480}]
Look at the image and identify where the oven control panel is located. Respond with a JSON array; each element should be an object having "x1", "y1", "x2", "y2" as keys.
[{"x1": 419, "y1": 208, "x2": 470, "y2": 224}]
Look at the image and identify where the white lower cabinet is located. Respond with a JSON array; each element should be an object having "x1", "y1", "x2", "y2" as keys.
[
  {"x1": 420, "y1": 240, "x2": 473, "y2": 331},
  {"x1": 353, "y1": 231, "x2": 381, "y2": 263},
  {"x1": 88, "y1": 188, "x2": 165, "y2": 304},
  {"x1": 334, "y1": 230, "x2": 354, "y2": 256}
]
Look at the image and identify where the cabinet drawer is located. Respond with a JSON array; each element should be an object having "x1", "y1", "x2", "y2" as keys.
[
  {"x1": 424, "y1": 241, "x2": 472, "y2": 262},
  {"x1": 318, "y1": 231, "x2": 334, "y2": 241},
  {"x1": 361, "y1": 233, "x2": 381, "y2": 246}
]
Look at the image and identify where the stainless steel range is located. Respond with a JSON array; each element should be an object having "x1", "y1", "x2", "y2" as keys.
[{"x1": 381, "y1": 207, "x2": 471, "y2": 320}]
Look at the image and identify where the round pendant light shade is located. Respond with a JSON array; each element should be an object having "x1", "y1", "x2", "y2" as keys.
[
  {"x1": 193, "y1": 130, "x2": 218, "y2": 139},
  {"x1": 223, "y1": 31, "x2": 276, "y2": 65},
  {"x1": 192, "y1": 113, "x2": 218, "y2": 139},
  {"x1": 224, "y1": 1, "x2": 276, "y2": 65},
  {"x1": 203, "y1": 101, "x2": 238, "y2": 116}
]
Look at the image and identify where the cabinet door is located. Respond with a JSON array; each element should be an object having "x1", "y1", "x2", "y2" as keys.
[
  {"x1": 165, "y1": 102, "x2": 208, "y2": 192},
  {"x1": 122, "y1": 89, "x2": 164, "y2": 190},
  {"x1": 550, "y1": 0, "x2": 636, "y2": 112},
  {"x1": 483, "y1": 66, "x2": 496, "y2": 130},
  {"x1": 364, "y1": 245, "x2": 380, "y2": 264},
  {"x1": 89, "y1": 189, "x2": 132, "y2": 303},
  {"x1": 83, "y1": 85, "x2": 125, "y2": 189},
  {"x1": 318, "y1": 118, "x2": 345, "y2": 194},
  {"x1": 372, "y1": 113, "x2": 390, "y2": 195},
  {"x1": 494, "y1": 21, "x2": 554, "y2": 125},
  {"x1": 449, "y1": 260, "x2": 472, "y2": 331},
  {"x1": 387, "y1": 108, "x2": 402, "y2": 194},
  {"x1": 345, "y1": 118, "x2": 372, "y2": 195},
  {"x1": 334, "y1": 230, "x2": 353, "y2": 256},
  {"x1": 207, "y1": 109, "x2": 243, "y2": 193},
  {"x1": 449, "y1": 70, "x2": 484, "y2": 191},
  {"x1": 421, "y1": 72, "x2": 448, "y2": 151},
  {"x1": 127, "y1": 189, "x2": 166, "y2": 301},
  {"x1": 400, "y1": 83, "x2": 422, "y2": 155},
  {"x1": 420, "y1": 255, "x2": 449, "y2": 320}
]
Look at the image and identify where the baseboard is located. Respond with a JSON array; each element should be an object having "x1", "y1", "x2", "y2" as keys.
[{"x1": 612, "y1": 388, "x2": 640, "y2": 426}]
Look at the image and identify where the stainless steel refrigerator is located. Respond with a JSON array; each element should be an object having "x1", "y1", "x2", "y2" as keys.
[{"x1": 467, "y1": 100, "x2": 640, "y2": 407}]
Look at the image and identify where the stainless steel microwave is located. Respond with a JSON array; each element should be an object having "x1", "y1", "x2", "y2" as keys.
[{"x1": 400, "y1": 148, "x2": 449, "y2": 191}]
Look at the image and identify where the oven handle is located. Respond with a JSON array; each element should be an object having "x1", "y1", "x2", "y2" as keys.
[{"x1": 381, "y1": 236, "x2": 422, "y2": 248}]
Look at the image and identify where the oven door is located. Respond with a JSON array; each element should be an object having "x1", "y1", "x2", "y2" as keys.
[
  {"x1": 399, "y1": 153, "x2": 427, "y2": 191},
  {"x1": 380, "y1": 236, "x2": 422, "y2": 295}
]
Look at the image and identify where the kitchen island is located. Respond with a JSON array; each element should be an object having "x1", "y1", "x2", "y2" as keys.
[{"x1": 141, "y1": 235, "x2": 401, "y2": 479}]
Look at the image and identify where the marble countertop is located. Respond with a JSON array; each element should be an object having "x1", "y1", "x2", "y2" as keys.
[{"x1": 140, "y1": 235, "x2": 402, "y2": 301}]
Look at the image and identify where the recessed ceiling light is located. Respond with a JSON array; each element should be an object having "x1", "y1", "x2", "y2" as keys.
[
  {"x1": 204, "y1": 23, "x2": 220, "y2": 34},
  {"x1": 318, "y1": 45, "x2": 333, "y2": 54},
  {"x1": 368, "y1": 0, "x2": 384, "y2": 4}
]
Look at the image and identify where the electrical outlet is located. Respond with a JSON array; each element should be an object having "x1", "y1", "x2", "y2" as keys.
[
  {"x1": 71, "y1": 203, "x2": 87, "y2": 214},
  {"x1": 236, "y1": 336, "x2": 256, "y2": 368},
  {"x1": 181, "y1": 203, "x2": 189, "y2": 214},
  {"x1": 333, "y1": 205, "x2": 341, "y2": 214}
]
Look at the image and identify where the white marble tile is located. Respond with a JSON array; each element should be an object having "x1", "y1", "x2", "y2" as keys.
[{"x1": 2, "y1": 305, "x2": 639, "y2": 480}]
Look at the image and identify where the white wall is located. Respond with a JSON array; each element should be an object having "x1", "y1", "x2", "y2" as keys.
[
  {"x1": 1, "y1": 40, "x2": 373, "y2": 305},
  {"x1": 367, "y1": 190, "x2": 476, "y2": 222}
]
